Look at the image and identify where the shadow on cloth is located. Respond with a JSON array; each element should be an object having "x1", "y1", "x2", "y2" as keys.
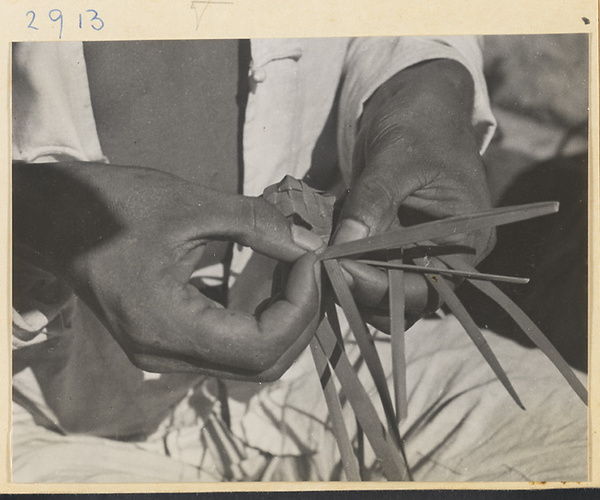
[{"x1": 457, "y1": 153, "x2": 588, "y2": 372}]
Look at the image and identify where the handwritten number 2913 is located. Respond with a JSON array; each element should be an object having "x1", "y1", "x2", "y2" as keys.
[{"x1": 26, "y1": 9, "x2": 104, "y2": 38}]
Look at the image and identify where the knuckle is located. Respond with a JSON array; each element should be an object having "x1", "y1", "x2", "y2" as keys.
[
  {"x1": 348, "y1": 174, "x2": 399, "y2": 228},
  {"x1": 233, "y1": 196, "x2": 264, "y2": 247},
  {"x1": 250, "y1": 197, "x2": 287, "y2": 236},
  {"x1": 246, "y1": 198, "x2": 261, "y2": 241},
  {"x1": 365, "y1": 110, "x2": 402, "y2": 149}
]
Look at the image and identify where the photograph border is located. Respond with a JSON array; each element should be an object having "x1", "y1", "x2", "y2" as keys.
[{"x1": 1, "y1": 0, "x2": 598, "y2": 493}]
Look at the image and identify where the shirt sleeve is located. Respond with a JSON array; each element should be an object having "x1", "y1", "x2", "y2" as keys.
[
  {"x1": 12, "y1": 41, "x2": 106, "y2": 163},
  {"x1": 12, "y1": 42, "x2": 105, "y2": 348},
  {"x1": 336, "y1": 36, "x2": 496, "y2": 182}
]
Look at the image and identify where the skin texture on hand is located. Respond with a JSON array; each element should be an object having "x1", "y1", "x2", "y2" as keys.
[
  {"x1": 13, "y1": 161, "x2": 323, "y2": 381},
  {"x1": 332, "y1": 59, "x2": 496, "y2": 319}
]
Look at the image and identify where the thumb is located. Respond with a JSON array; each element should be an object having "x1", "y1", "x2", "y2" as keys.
[
  {"x1": 332, "y1": 162, "x2": 418, "y2": 245},
  {"x1": 329, "y1": 158, "x2": 433, "y2": 314}
]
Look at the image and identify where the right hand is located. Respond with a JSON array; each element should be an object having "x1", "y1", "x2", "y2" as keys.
[{"x1": 330, "y1": 60, "x2": 495, "y2": 327}]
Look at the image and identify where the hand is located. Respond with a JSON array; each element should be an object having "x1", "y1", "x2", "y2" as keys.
[
  {"x1": 13, "y1": 161, "x2": 323, "y2": 381},
  {"x1": 332, "y1": 59, "x2": 495, "y2": 320}
]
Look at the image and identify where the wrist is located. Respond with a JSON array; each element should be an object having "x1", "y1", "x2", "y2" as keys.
[
  {"x1": 12, "y1": 160, "x2": 112, "y2": 275},
  {"x1": 362, "y1": 59, "x2": 476, "y2": 135}
]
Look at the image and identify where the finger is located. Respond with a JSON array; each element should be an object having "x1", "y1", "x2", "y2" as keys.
[
  {"x1": 198, "y1": 194, "x2": 323, "y2": 262},
  {"x1": 359, "y1": 307, "x2": 428, "y2": 335},
  {"x1": 334, "y1": 127, "x2": 495, "y2": 263},
  {"x1": 339, "y1": 259, "x2": 431, "y2": 314},
  {"x1": 332, "y1": 164, "x2": 417, "y2": 245},
  {"x1": 329, "y1": 209, "x2": 430, "y2": 316},
  {"x1": 360, "y1": 310, "x2": 391, "y2": 334},
  {"x1": 333, "y1": 167, "x2": 496, "y2": 266},
  {"x1": 134, "y1": 252, "x2": 321, "y2": 380}
]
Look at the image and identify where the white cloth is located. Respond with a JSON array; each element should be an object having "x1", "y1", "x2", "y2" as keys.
[
  {"x1": 12, "y1": 314, "x2": 587, "y2": 482},
  {"x1": 12, "y1": 42, "x2": 106, "y2": 164}
]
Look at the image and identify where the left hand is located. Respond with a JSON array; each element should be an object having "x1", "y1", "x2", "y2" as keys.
[
  {"x1": 13, "y1": 161, "x2": 324, "y2": 381},
  {"x1": 331, "y1": 59, "x2": 495, "y2": 321}
]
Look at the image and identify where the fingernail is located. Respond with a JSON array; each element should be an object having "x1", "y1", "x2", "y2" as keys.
[
  {"x1": 333, "y1": 219, "x2": 369, "y2": 244},
  {"x1": 291, "y1": 225, "x2": 324, "y2": 252}
]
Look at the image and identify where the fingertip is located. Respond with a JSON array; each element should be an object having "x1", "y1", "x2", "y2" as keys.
[
  {"x1": 339, "y1": 259, "x2": 388, "y2": 306},
  {"x1": 285, "y1": 251, "x2": 321, "y2": 306},
  {"x1": 332, "y1": 218, "x2": 369, "y2": 245},
  {"x1": 291, "y1": 225, "x2": 326, "y2": 252}
]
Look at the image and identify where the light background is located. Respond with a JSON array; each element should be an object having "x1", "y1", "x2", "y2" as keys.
[{"x1": 0, "y1": 0, "x2": 598, "y2": 493}]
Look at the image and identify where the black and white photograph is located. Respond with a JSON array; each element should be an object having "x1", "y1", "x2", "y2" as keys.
[{"x1": 11, "y1": 33, "x2": 589, "y2": 484}]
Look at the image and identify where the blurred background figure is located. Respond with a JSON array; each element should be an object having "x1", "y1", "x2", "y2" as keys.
[{"x1": 461, "y1": 34, "x2": 588, "y2": 372}]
